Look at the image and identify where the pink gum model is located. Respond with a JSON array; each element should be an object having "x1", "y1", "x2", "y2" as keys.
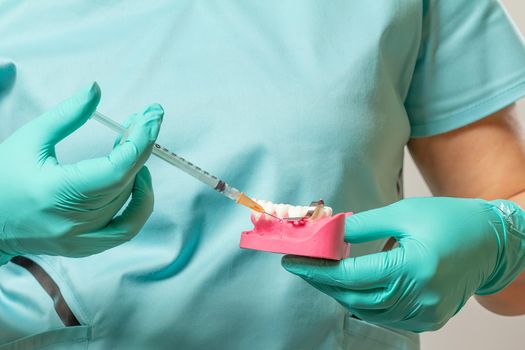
[{"x1": 240, "y1": 212, "x2": 352, "y2": 260}]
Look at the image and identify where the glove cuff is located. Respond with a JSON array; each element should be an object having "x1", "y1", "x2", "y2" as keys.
[{"x1": 476, "y1": 199, "x2": 525, "y2": 295}]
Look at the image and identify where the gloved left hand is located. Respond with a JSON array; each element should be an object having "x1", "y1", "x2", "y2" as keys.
[
  {"x1": 282, "y1": 197, "x2": 525, "y2": 332},
  {"x1": 0, "y1": 83, "x2": 163, "y2": 263}
]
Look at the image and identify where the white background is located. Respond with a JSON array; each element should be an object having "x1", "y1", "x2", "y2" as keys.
[{"x1": 413, "y1": 1, "x2": 525, "y2": 349}]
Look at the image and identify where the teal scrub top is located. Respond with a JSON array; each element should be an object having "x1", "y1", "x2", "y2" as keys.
[{"x1": 2, "y1": 1, "x2": 525, "y2": 349}]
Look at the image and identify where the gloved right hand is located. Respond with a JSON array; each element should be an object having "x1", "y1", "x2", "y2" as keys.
[{"x1": 0, "y1": 82, "x2": 163, "y2": 263}]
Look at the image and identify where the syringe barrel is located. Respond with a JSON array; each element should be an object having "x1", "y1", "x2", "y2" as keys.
[
  {"x1": 91, "y1": 111, "x2": 242, "y2": 202},
  {"x1": 151, "y1": 144, "x2": 221, "y2": 190},
  {"x1": 92, "y1": 112, "x2": 125, "y2": 133}
]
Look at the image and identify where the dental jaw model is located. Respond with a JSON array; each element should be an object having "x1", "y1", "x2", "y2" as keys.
[{"x1": 240, "y1": 200, "x2": 351, "y2": 260}]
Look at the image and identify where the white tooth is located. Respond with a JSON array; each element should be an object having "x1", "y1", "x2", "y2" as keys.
[
  {"x1": 300, "y1": 206, "x2": 309, "y2": 217},
  {"x1": 275, "y1": 204, "x2": 288, "y2": 219},
  {"x1": 286, "y1": 206, "x2": 293, "y2": 218},
  {"x1": 281, "y1": 205, "x2": 291, "y2": 218},
  {"x1": 251, "y1": 200, "x2": 334, "y2": 221},
  {"x1": 261, "y1": 201, "x2": 276, "y2": 219},
  {"x1": 314, "y1": 206, "x2": 331, "y2": 219},
  {"x1": 262, "y1": 202, "x2": 274, "y2": 213},
  {"x1": 252, "y1": 210, "x2": 262, "y2": 220},
  {"x1": 251, "y1": 200, "x2": 335, "y2": 220},
  {"x1": 288, "y1": 206, "x2": 301, "y2": 218}
]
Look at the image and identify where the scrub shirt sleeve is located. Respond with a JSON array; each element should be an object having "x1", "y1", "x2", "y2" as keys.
[{"x1": 405, "y1": 0, "x2": 525, "y2": 138}]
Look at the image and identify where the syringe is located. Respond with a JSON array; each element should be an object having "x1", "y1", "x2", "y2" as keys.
[{"x1": 91, "y1": 111, "x2": 275, "y2": 218}]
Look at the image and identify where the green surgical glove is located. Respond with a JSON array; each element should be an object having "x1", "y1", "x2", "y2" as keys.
[
  {"x1": 282, "y1": 197, "x2": 525, "y2": 332},
  {"x1": 0, "y1": 82, "x2": 163, "y2": 262}
]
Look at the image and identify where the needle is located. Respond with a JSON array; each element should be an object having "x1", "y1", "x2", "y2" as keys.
[{"x1": 264, "y1": 212, "x2": 282, "y2": 220}]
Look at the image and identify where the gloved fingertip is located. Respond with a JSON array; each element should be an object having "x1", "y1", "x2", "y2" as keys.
[
  {"x1": 135, "y1": 166, "x2": 153, "y2": 191},
  {"x1": 281, "y1": 264, "x2": 302, "y2": 275},
  {"x1": 137, "y1": 165, "x2": 152, "y2": 181},
  {"x1": 281, "y1": 255, "x2": 314, "y2": 273},
  {"x1": 132, "y1": 167, "x2": 154, "y2": 212},
  {"x1": 143, "y1": 103, "x2": 164, "y2": 116},
  {"x1": 89, "y1": 81, "x2": 101, "y2": 95},
  {"x1": 30, "y1": 82, "x2": 102, "y2": 146},
  {"x1": 136, "y1": 103, "x2": 164, "y2": 141},
  {"x1": 80, "y1": 81, "x2": 101, "y2": 106},
  {"x1": 281, "y1": 255, "x2": 293, "y2": 265},
  {"x1": 145, "y1": 115, "x2": 162, "y2": 141},
  {"x1": 67, "y1": 81, "x2": 101, "y2": 120}
]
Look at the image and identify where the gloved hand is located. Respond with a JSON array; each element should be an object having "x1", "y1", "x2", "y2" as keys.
[
  {"x1": 0, "y1": 82, "x2": 163, "y2": 263},
  {"x1": 282, "y1": 197, "x2": 525, "y2": 332}
]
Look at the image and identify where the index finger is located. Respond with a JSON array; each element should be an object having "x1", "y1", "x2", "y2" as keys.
[
  {"x1": 61, "y1": 104, "x2": 163, "y2": 193},
  {"x1": 282, "y1": 248, "x2": 403, "y2": 290}
]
